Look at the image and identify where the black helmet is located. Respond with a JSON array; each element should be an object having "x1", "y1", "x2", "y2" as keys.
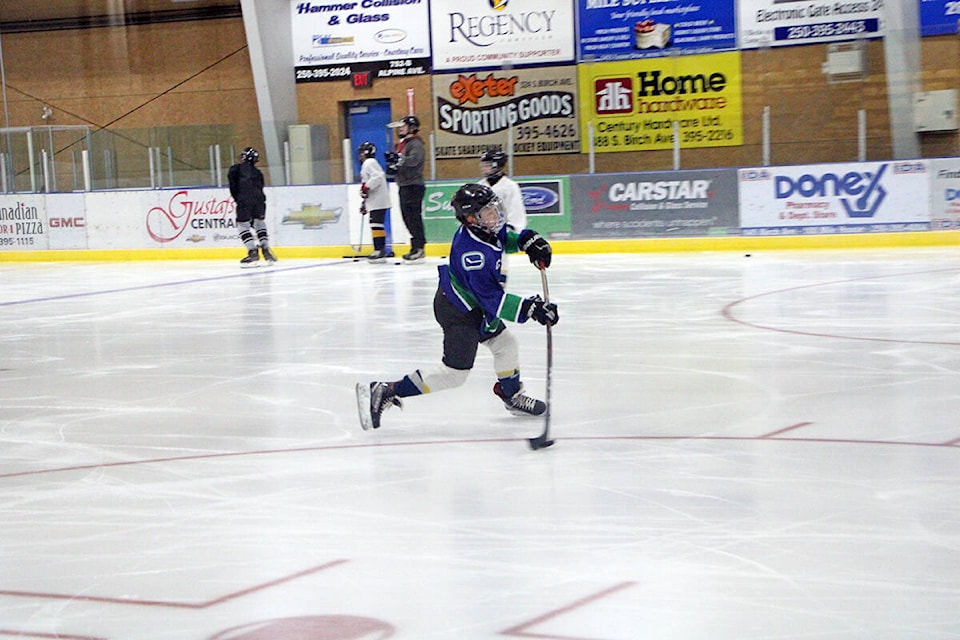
[
  {"x1": 479, "y1": 149, "x2": 507, "y2": 177},
  {"x1": 451, "y1": 183, "x2": 504, "y2": 233},
  {"x1": 357, "y1": 141, "x2": 377, "y2": 160},
  {"x1": 241, "y1": 147, "x2": 259, "y2": 163},
  {"x1": 400, "y1": 115, "x2": 420, "y2": 131}
]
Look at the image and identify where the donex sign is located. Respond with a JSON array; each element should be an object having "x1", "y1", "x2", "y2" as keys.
[{"x1": 739, "y1": 161, "x2": 930, "y2": 235}]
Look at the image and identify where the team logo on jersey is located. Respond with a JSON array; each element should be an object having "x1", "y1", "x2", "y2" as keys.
[{"x1": 461, "y1": 251, "x2": 485, "y2": 271}]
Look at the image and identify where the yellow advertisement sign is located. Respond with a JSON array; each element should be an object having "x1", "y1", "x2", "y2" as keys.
[{"x1": 578, "y1": 51, "x2": 743, "y2": 153}]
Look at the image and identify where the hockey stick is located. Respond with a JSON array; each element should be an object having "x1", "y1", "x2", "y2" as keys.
[
  {"x1": 343, "y1": 201, "x2": 366, "y2": 259},
  {"x1": 355, "y1": 202, "x2": 366, "y2": 252},
  {"x1": 528, "y1": 267, "x2": 555, "y2": 450}
]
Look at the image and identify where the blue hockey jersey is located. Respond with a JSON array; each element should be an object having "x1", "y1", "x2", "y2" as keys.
[{"x1": 438, "y1": 224, "x2": 529, "y2": 335}]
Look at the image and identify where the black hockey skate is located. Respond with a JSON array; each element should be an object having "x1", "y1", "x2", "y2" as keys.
[
  {"x1": 356, "y1": 381, "x2": 402, "y2": 430},
  {"x1": 260, "y1": 246, "x2": 277, "y2": 263},
  {"x1": 493, "y1": 382, "x2": 546, "y2": 417},
  {"x1": 240, "y1": 248, "x2": 259, "y2": 268}
]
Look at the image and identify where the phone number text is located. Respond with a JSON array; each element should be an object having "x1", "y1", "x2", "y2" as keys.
[
  {"x1": 775, "y1": 18, "x2": 879, "y2": 41},
  {"x1": 515, "y1": 124, "x2": 578, "y2": 141}
]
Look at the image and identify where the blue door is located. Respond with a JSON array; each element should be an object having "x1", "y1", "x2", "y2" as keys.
[{"x1": 347, "y1": 100, "x2": 394, "y2": 179}]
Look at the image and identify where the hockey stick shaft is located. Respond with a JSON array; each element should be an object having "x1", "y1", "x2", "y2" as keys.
[
  {"x1": 529, "y1": 267, "x2": 552, "y2": 447},
  {"x1": 356, "y1": 203, "x2": 366, "y2": 252},
  {"x1": 543, "y1": 268, "x2": 552, "y2": 425}
]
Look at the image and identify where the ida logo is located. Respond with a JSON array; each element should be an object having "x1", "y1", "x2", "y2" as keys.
[
  {"x1": 595, "y1": 78, "x2": 633, "y2": 115},
  {"x1": 893, "y1": 161, "x2": 925, "y2": 174},
  {"x1": 739, "y1": 169, "x2": 770, "y2": 181}
]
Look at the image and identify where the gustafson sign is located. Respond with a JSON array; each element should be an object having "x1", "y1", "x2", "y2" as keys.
[
  {"x1": 578, "y1": 51, "x2": 743, "y2": 153},
  {"x1": 145, "y1": 190, "x2": 236, "y2": 243},
  {"x1": 739, "y1": 161, "x2": 930, "y2": 231}
]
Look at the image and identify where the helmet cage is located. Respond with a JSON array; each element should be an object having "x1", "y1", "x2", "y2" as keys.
[
  {"x1": 474, "y1": 199, "x2": 506, "y2": 234},
  {"x1": 452, "y1": 183, "x2": 504, "y2": 235}
]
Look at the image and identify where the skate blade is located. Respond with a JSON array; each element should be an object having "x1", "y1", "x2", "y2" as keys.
[{"x1": 355, "y1": 383, "x2": 373, "y2": 431}]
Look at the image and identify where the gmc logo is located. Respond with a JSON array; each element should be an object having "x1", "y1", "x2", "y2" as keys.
[{"x1": 50, "y1": 217, "x2": 85, "y2": 228}]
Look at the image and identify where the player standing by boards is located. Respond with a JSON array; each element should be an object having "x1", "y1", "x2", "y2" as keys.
[
  {"x1": 228, "y1": 146, "x2": 276, "y2": 268},
  {"x1": 478, "y1": 149, "x2": 527, "y2": 231},
  {"x1": 385, "y1": 115, "x2": 427, "y2": 262},
  {"x1": 357, "y1": 141, "x2": 392, "y2": 262},
  {"x1": 355, "y1": 183, "x2": 557, "y2": 431}
]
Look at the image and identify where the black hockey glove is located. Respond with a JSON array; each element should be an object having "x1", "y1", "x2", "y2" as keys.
[
  {"x1": 384, "y1": 151, "x2": 400, "y2": 176},
  {"x1": 521, "y1": 295, "x2": 559, "y2": 326},
  {"x1": 518, "y1": 229, "x2": 552, "y2": 269}
]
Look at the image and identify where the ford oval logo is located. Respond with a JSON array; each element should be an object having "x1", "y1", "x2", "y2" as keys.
[
  {"x1": 521, "y1": 186, "x2": 559, "y2": 211},
  {"x1": 375, "y1": 29, "x2": 407, "y2": 44}
]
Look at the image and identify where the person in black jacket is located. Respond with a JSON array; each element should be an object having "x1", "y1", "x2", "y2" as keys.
[
  {"x1": 228, "y1": 147, "x2": 276, "y2": 267},
  {"x1": 385, "y1": 115, "x2": 427, "y2": 262}
]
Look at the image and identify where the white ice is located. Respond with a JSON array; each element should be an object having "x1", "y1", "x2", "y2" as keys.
[{"x1": 1, "y1": 250, "x2": 959, "y2": 639}]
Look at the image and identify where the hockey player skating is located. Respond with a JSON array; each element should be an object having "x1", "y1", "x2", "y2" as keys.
[
  {"x1": 228, "y1": 147, "x2": 276, "y2": 267},
  {"x1": 356, "y1": 183, "x2": 557, "y2": 431},
  {"x1": 357, "y1": 141, "x2": 392, "y2": 262},
  {"x1": 478, "y1": 149, "x2": 527, "y2": 231}
]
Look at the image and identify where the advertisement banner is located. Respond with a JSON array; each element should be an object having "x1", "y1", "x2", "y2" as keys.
[
  {"x1": 570, "y1": 169, "x2": 739, "y2": 239},
  {"x1": 921, "y1": 0, "x2": 960, "y2": 36},
  {"x1": 433, "y1": 66, "x2": 580, "y2": 159},
  {"x1": 0, "y1": 195, "x2": 48, "y2": 251},
  {"x1": 577, "y1": 0, "x2": 736, "y2": 62},
  {"x1": 429, "y1": 0, "x2": 576, "y2": 72},
  {"x1": 270, "y1": 184, "x2": 351, "y2": 246},
  {"x1": 46, "y1": 194, "x2": 88, "y2": 250},
  {"x1": 577, "y1": 51, "x2": 742, "y2": 153},
  {"x1": 738, "y1": 0, "x2": 884, "y2": 49},
  {"x1": 929, "y1": 158, "x2": 960, "y2": 229},
  {"x1": 85, "y1": 190, "x2": 239, "y2": 250},
  {"x1": 423, "y1": 178, "x2": 570, "y2": 243},
  {"x1": 738, "y1": 161, "x2": 931, "y2": 235},
  {"x1": 291, "y1": 0, "x2": 430, "y2": 83}
]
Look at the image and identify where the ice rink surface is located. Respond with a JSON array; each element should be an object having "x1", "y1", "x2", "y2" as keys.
[{"x1": 1, "y1": 249, "x2": 959, "y2": 639}]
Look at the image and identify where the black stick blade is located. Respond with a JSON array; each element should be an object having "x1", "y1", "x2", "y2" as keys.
[{"x1": 528, "y1": 436, "x2": 555, "y2": 450}]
